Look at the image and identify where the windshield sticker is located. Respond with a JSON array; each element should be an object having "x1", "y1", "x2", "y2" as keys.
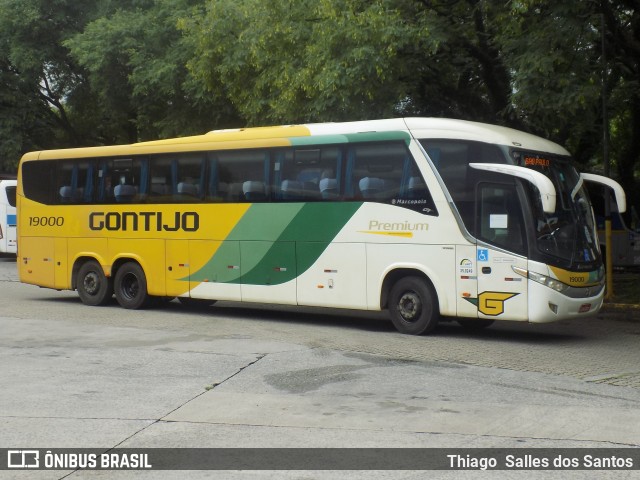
[{"x1": 459, "y1": 259, "x2": 474, "y2": 275}]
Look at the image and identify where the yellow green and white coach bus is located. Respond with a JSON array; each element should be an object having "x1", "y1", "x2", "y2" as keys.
[{"x1": 16, "y1": 118, "x2": 626, "y2": 334}]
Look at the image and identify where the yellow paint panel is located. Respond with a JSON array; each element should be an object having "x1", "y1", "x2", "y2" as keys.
[
  {"x1": 19, "y1": 237, "x2": 55, "y2": 288},
  {"x1": 23, "y1": 125, "x2": 311, "y2": 161},
  {"x1": 189, "y1": 240, "x2": 224, "y2": 275},
  {"x1": 67, "y1": 238, "x2": 110, "y2": 272},
  {"x1": 197, "y1": 204, "x2": 251, "y2": 239},
  {"x1": 54, "y1": 237, "x2": 69, "y2": 289},
  {"x1": 108, "y1": 239, "x2": 166, "y2": 296},
  {"x1": 166, "y1": 240, "x2": 191, "y2": 297},
  {"x1": 549, "y1": 266, "x2": 601, "y2": 287},
  {"x1": 137, "y1": 125, "x2": 311, "y2": 146}
]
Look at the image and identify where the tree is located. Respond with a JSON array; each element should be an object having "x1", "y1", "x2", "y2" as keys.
[
  {"x1": 0, "y1": 0, "x2": 241, "y2": 172},
  {"x1": 1, "y1": 0, "x2": 639, "y2": 210},
  {"x1": 0, "y1": 0, "x2": 102, "y2": 171},
  {"x1": 65, "y1": 0, "x2": 241, "y2": 142},
  {"x1": 181, "y1": 0, "x2": 424, "y2": 124},
  {"x1": 497, "y1": 0, "x2": 640, "y2": 212},
  {"x1": 183, "y1": 0, "x2": 639, "y2": 210}
]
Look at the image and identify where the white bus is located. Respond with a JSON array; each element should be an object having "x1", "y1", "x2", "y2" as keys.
[
  {"x1": 588, "y1": 185, "x2": 640, "y2": 270},
  {"x1": 0, "y1": 179, "x2": 17, "y2": 255},
  {"x1": 17, "y1": 118, "x2": 626, "y2": 334}
]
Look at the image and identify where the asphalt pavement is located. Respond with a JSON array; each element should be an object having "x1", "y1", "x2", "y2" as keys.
[{"x1": 1, "y1": 256, "x2": 639, "y2": 479}]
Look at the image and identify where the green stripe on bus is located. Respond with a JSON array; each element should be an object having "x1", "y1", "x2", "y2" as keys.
[
  {"x1": 289, "y1": 131, "x2": 410, "y2": 147},
  {"x1": 188, "y1": 202, "x2": 362, "y2": 286}
]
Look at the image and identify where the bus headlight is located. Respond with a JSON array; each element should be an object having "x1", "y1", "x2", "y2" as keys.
[{"x1": 512, "y1": 266, "x2": 570, "y2": 293}]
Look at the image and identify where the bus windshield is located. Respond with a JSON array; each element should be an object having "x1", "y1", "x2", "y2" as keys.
[{"x1": 516, "y1": 152, "x2": 600, "y2": 268}]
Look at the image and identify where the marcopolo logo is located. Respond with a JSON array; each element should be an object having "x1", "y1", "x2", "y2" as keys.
[{"x1": 89, "y1": 211, "x2": 199, "y2": 232}]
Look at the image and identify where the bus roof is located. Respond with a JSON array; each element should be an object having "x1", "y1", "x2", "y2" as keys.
[{"x1": 20, "y1": 117, "x2": 570, "y2": 161}]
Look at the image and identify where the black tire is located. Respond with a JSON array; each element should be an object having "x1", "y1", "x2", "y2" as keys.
[
  {"x1": 76, "y1": 260, "x2": 112, "y2": 306},
  {"x1": 388, "y1": 276, "x2": 439, "y2": 335},
  {"x1": 178, "y1": 297, "x2": 217, "y2": 307},
  {"x1": 457, "y1": 319, "x2": 495, "y2": 330},
  {"x1": 114, "y1": 262, "x2": 149, "y2": 309}
]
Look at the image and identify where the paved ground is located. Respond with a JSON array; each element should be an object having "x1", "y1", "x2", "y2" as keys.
[{"x1": 1, "y1": 256, "x2": 640, "y2": 479}]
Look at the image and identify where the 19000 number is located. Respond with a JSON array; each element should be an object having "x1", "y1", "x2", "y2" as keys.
[{"x1": 29, "y1": 216, "x2": 64, "y2": 227}]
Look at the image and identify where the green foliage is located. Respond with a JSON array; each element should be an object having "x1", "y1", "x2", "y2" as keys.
[
  {"x1": 65, "y1": 0, "x2": 240, "y2": 141},
  {"x1": 0, "y1": 0, "x2": 639, "y2": 211},
  {"x1": 182, "y1": 0, "x2": 421, "y2": 124},
  {"x1": 0, "y1": 0, "x2": 98, "y2": 170}
]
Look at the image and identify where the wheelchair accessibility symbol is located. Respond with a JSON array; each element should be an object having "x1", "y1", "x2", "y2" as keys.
[{"x1": 477, "y1": 249, "x2": 489, "y2": 262}]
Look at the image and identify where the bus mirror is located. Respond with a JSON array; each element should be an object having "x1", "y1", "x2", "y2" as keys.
[
  {"x1": 580, "y1": 173, "x2": 627, "y2": 213},
  {"x1": 470, "y1": 163, "x2": 557, "y2": 214}
]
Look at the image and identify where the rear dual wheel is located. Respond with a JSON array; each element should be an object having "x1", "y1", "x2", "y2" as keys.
[
  {"x1": 114, "y1": 262, "x2": 150, "y2": 309},
  {"x1": 77, "y1": 260, "x2": 112, "y2": 306}
]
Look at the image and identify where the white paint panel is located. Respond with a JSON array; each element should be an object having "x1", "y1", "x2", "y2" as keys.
[
  {"x1": 366, "y1": 243, "x2": 457, "y2": 315},
  {"x1": 188, "y1": 281, "x2": 242, "y2": 302},
  {"x1": 241, "y1": 281, "x2": 298, "y2": 305},
  {"x1": 296, "y1": 243, "x2": 367, "y2": 309}
]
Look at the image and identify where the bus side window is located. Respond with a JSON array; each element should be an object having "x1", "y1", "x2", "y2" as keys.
[
  {"x1": 108, "y1": 158, "x2": 145, "y2": 203},
  {"x1": 217, "y1": 149, "x2": 269, "y2": 202},
  {"x1": 57, "y1": 160, "x2": 96, "y2": 204},
  {"x1": 175, "y1": 154, "x2": 205, "y2": 202},
  {"x1": 22, "y1": 160, "x2": 57, "y2": 204},
  {"x1": 346, "y1": 141, "x2": 437, "y2": 215},
  {"x1": 276, "y1": 147, "x2": 341, "y2": 201}
]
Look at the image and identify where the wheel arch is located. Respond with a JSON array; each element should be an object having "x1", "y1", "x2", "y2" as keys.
[
  {"x1": 380, "y1": 267, "x2": 440, "y2": 314},
  {"x1": 111, "y1": 255, "x2": 145, "y2": 281},
  {"x1": 71, "y1": 255, "x2": 109, "y2": 290}
]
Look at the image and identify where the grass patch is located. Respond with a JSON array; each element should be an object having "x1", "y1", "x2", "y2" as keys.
[{"x1": 609, "y1": 272, "x2": 640, "y2": 304}]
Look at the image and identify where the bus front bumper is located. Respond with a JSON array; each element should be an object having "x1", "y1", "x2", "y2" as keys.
[{"x1": 527, "y1": 280, "x2": 604, "y2": 323}]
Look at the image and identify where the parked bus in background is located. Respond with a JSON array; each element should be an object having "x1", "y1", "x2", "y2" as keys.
[
  {"x1": 16, "y1": 118, "x2": 626, "y2": 334},
  {"x1": 0, "y1": 179, "x2": 17, "y2": 255},
  {"x1": 588, "y1": 185, "x2": 640, "y2": 270}
]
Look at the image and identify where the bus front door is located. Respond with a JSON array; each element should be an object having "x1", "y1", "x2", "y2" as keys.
[{"x1": 475, "y1": 183, "x2": 528, "y2": 321}]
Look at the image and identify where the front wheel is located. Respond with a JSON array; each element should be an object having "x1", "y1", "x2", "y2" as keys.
[
  {"x1": 77, "y1": 260, "x2": 112, "y2": 306},
  {"x1": 388, "y1": 276, "x2": 439, "y2": 335},
  {"x1": 114, "y1": 262, "x2": 149, "y2": 309}
]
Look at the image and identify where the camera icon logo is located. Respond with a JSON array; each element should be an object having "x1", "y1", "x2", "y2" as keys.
[{"x1": 7, "y1": 450, "x2": 40, "y2": 469}]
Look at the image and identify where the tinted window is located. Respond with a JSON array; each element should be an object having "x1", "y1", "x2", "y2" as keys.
[
  {"x1": 5, "y1": 186, "x2": 16, "y2": 207},
  {"x1": 20, "y1": 141, "x2": 438, "y2": 212},
  {"x1": 149, "y1": 153, "x2": 205, "y2": 202},
  {"x1": 57, "y1": 160, "x2": 97, "y2": 203},
  {"x1": 98, "y1": 158, "x2": 146, "y2": 203},
  {"x1": 22, "y1": 160, "x2": 56, "y2": 204},
  {"x1": 215, "y1": 150, "x2": 270, "y2": 202},
  {"x1": 347, "y1": 142, "x2": 437, "y2": 215},
  {"x1": 420, "y1": 139, "x2": 507, "y2": 230},
  {"x1": 276, "y1": 147, "x2": 341, "y2": 201}
]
